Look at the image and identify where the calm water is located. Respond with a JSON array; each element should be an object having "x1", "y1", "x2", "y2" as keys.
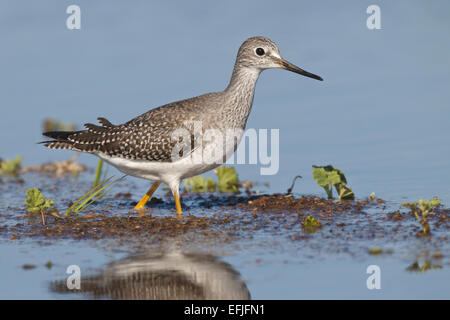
[
  {"x1": 1, "y1": 239, "x2": 449, "y2": 299},
  {"x1": 0, "y1": 1, "x2": 449, "y2": 299}
]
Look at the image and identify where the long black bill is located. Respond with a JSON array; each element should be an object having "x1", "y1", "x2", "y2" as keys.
[{"x1": 278, "y1": 58, "x2": 323, "y2": 81}]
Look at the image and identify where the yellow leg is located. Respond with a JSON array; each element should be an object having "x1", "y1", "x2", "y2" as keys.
[
  {"x1": 173, "y1": 192, "x2": 183, "y2": 216},
  {"x1": 134, "y1": 182, "x2": 161, "y2": 210}
]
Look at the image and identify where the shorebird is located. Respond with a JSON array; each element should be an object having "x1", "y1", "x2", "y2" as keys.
[{"x1": 42, "y1": 36, "x2": 322, "y2": 216}]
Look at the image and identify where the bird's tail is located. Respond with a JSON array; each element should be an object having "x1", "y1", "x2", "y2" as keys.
[
  {"x1": 40, "y1": 130, "x2": 82, "y2": 151},
  {"x1": 42, "y1": 131, "x2": 75, "y2": 140},
  {"x1": 40, "y1": 117, "x2": 117, "y2": 152}
]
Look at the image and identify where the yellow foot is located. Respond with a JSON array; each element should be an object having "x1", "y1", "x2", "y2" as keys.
[{"x1": 134, "y1": 182, "x2": 160, "y2": 210}]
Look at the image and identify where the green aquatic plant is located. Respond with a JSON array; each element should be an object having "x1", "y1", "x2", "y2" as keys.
[
  {"x1": 65, "y1": 175, "x2": 125, "y2": 216},
  {"x1": 215, "y1": 166, "x2": 239, "y2": 193},
  {"x1": 301, "y1": 215, "x2": 322, "y2": 233},
  {"x1": 93, "y1": 159, "x2": 104, "y2": 187},
  {"x1": 0, "y1": 156, "x2": 23, "y2": 177},
  {"x1": 25, "y1": 188, "x2": 59, "y2": 223},
  {"x1": 184, "y1": 176, "x2": 217, "y2": 192},
  {"x1": 43, "y1": 118, "x2": 77, "y2": 132},
  {"x1": 312, "y1": 165, "x2": 354, "y2": 201},
  {"x1": 25, "y1": 188, "x2": 55, "y2": 213},
  {"x1": 401, "y1": 197, "x2": 441, "y2": 235},
  {"x1": 183, "y1": 166, "x2": 240, "y2": 193},
  {"x1": 368, "y1": 248, "x2": 383, "y2": 255}
]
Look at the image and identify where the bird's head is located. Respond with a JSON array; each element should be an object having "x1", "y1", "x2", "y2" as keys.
[{"x1": 235, "y1": 36, "x2": 323, "y2": 81}]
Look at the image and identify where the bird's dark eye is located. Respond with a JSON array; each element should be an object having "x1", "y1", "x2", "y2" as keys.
[{"x1": 256, "y1": 48, "x2": 265, "y2": 56}]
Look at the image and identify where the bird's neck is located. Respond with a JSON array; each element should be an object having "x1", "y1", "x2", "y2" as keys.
[{"x1": 223, "y1": 64, "x2": 261, "y2": 128}]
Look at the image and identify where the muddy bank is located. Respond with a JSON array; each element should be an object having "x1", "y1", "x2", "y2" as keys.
[{"x1": 1, "y1": 189, "x2": 448, "y2": 260}]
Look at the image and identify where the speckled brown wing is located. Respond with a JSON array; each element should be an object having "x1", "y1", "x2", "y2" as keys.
[{"x1": 43, "y1": 94, "x2": 217, "y2": 162}]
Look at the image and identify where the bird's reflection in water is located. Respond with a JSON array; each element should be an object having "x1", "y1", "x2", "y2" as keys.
[{"x1": 51, "y1": 250, "x2": 250, "y2": 300}]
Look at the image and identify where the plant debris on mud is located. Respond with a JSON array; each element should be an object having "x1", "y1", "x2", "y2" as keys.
[
  {"x1": 0, "y1": 171, "x2": 449, "y2": 259},
  {"x1": 1, "y1": 189, "x2": 448, "y2": 257}
]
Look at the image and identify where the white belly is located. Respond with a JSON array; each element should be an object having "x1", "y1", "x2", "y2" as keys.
[{"x1": 96, "y1": 135, "x2": 240, "y2": 186}]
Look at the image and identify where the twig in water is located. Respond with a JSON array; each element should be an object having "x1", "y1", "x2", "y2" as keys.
[{"x1": 286, "y1": 175, "x2": 302, "y2": 195}]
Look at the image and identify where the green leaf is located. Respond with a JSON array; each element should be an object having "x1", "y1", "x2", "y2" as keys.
[
  {"x1": 312, "y1": 165, "x2": 346, "y2": 186},
  {"x1": 184, "y1": 176, "x2": 217, "y2": 192},
  {"x1": 368, "y1": 248, "x2": 383, "y2": 255},
  {"x1": 417, "y1": 197, "x2": 441, "y2": 215},
  {"x1": 51, "y1": 211, "x2": 62, "y2": 219},
  {"x1": 302, "y1": 215, "x2": 321, "y2": 227},
  {"x1": 301, "y1": 215, "x2": 322, "y2": 233},
  {"x1": 312, "y1": 165, "x2": 353, "y2": 200},
  {"x1": 335, "y1": 184, "x2": 355, "y2": 201},
  {"x1": 215, "y1": 166, "x2": 239, "y2": 193},
  {"x1": 401, "y1": 197, "x2": 441, "y2": 235},
  {"x1": 401, "y1": 202, "x2": 418, "y2": 211},
  {"x1": 183, "y1": 166, "x2": 240, "y2": 193},
  {"x1": 43, "y1": 118, "x2": 77, "y2": 132},
  {"x1": 0, "y1": 156, "x2": 22, "y2": 176},
  {"x1": 24, "y1": 188, "x2": 54, "y2": 212},
  {"x1": 205, "y1": 177, "x2": 217, "y2": 192},
  {"x1": 402, "y1": 197, "x2": 440, "y2": 216}
]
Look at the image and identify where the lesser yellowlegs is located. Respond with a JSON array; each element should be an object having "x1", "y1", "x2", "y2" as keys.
[{"x1": 42, "y1": 36, "x2": 323, "y2": 216}]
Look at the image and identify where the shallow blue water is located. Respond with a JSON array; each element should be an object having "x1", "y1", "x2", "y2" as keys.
[
  {"x1": 0, "y1": 1, "x2": 449, "y2": 299},
  {"x1": 1, "y1": 0, "x2": 449, "y2": 202},
  {"x1": 2, "y1": 240, "x2": 449, "y2": 299}
]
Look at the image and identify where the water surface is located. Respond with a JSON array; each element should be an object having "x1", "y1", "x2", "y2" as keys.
[{"x1": 0, "y1": 0, "x2": 449, "y2": 299}]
